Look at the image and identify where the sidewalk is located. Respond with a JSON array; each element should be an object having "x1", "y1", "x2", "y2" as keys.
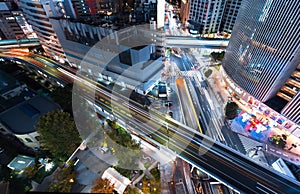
[
  {"x1": 189, "y1": 49, "x2": 300, "y2": 165},
  {"x1": 214, "y1": 73, "x2": 300, "y2": 164},
  {"x1": 160, "y1": 161, "x2": 174, "y2": 194}
]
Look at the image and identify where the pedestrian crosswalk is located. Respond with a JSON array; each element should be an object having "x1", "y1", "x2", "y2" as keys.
[
  {"x1": 172, "y1": 70, "x2": 196, "y2": 77},
  {"x1": 238, "y1": 134, "x2": 263, "y2": 152}
]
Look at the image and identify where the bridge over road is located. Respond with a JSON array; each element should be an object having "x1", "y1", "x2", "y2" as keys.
[{"x1": 165, "y1": 36, "x2": 229, "y2": 48}]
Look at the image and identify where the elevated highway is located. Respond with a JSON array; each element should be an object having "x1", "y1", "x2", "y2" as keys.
[
  {"x1": 0, "y1": 37, "x2": 227, "y2": 49},
  {"x1": 165, "y1": 36, "x2": 229, "y2": 48},
  {"x1": 65, "y1": 68, "x2": 300, "y2": 194},
  {"x1": 3, "y1": 51, "x2": 300, "y2": 193},
  {"x1": 0, "y1": 38, "x2": 40, "y2": 49}
]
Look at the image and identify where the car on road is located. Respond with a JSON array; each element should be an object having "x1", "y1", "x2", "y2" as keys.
[
  {"x1": 168, "y1": 111, "x2": 173, "y2": 118},
  {"x1": 0, "y1": 147, "x2": 4, "y2": 153},
  {"x1": 165, "y1": 101, "x2": 173, "y2": 107}
]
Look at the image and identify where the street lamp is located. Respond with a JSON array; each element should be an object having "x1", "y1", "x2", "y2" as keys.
[
  {"x1": 107, "y1": 11, "x2": 112, "y2": 16},
  {"x1": 288, "y1": 144, "x2": 297, "y2": 151},
  {"x1": 106, "y1": 11, "x2": 112, "y2": 24}
]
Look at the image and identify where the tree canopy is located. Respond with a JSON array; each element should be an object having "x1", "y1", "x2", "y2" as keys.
[
  {"x1": 0, "y1": 169, "x2": 32, "y2": 194},
  {"x1": 106, "y1": 120, "x2": 141, "y2": 169},
  {"x1": 225, "y1": 101, "x2": 239, "y2": 120},
  {"x1": 50, "y1": 84, "x2": 73, "y2": 114},
  {"x1": 48, "y1": 165, "x2": 76, "y2": 193},
  {"x1": 35, "y1": 110, "x2": 81, "y2": 160},
  {"x1": 204, "y1": 68, "x2": 213, "y2": 78},
  {"x1": 125, "y1": 187, "x2": 140, "y2": 194},
  {"x1": 210, "y1": 51, "x2": 225, "y2": 62},
  {"x1": 91, "y1": 178, "x2": 114, "y2": 193}
]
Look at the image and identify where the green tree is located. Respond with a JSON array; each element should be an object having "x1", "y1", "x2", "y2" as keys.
[
  {"x1": 225, "y1": 101, "x2": 239, "y2": 120},
  {"x1": 149, "y1": 178, "x2": 161, "y2": 194},
  {"x1": 125, "y1": 187, "x2": 140, "y2": 194},
  {"x1": 35, "y1": 110, "x2": 81, "y2": 160},
  {"x1": 210, "y1": 51, "x2": 225, "y2": 62},
  {"x1": 22, "y1": 166, "x2": 38, "y2": 179},
  {"x1": 106, "y1": 121, "x2": 141, "y2": 169},
  {"x1": 141, "y1": 179, "x2": 151, "y2": 194},
  {"x1": 50, "y1": 84, "x2": 73, "y2": 114},
  {"x1": 150, "y1": 167, "x2": 160, "y2": 180},
  {"x1": 48, "y1": 165, "x2": 76, "y2": 193},
  {"x1": 204, "y1": 68, "x2": 213, "y2": 78},
  {"x1": 8, "y1": 172, "x2": 32, "y2": 194},
  {"x1": 91, "y1": 178, "x2": 114, "y2": 193},
  {"x1": 0, "y1": 166, "x2": 11, "y2": 181},
  {"x1": 116, "y1": 146, "x2": 141, "y2": 170}
]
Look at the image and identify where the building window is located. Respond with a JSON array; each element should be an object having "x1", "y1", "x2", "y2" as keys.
[
  {"x1": 119, "y1": 49, "x2": 132, "y2": 66},
  {"x1": 35, "y1": 136, "x2": 41, "y2": 141},
  {"x1": 25, "y1": 138, "x2": 33, "y2": 142}
]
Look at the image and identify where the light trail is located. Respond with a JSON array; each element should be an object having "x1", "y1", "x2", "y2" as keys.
[{"x1": 8, "y1": 53, "x2": 299, "y2": 193}]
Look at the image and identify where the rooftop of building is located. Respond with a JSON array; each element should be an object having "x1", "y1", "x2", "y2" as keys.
[
  {"x1": 0, "y1": 70, "x2": 37, "y2": 112},
  {"x1": 7, "y1": 154, "x2": 35, "y2": 171},
  {"x1": 0, "y1": 2, "x2": 9, "y2": 11},
  {"x1": 272, "y1": 158, "x2": 297, "y2": 180},
  {"x1": 0, "y1": 71, "x2": 20, "y2": 94},
  {"x1": 102, "y1": 167, "x2": 131, "y2": 194},
  {"x1": 0, "y1": 88, "x2": 36, "y2": 113},
  {"x1": 0, "y1": 94, "x2": 60, "y2": 135}
]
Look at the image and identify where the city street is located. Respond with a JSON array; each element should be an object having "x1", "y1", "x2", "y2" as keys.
[
  {"x1": 163, "y1": 49, "x2": 247, "y2": 193},
  {"x1": 189, "y1": 48, "x2": 300, "y2": 166},
  {"x1": 176, "y1": 78, "x2": 201, "y2": 132},
  {"x1": 1, "y1": 1, "x2": 300, "y2": 194},
  {"x1": 167, "y1": 49, "x2": 246, "y2": 152}
]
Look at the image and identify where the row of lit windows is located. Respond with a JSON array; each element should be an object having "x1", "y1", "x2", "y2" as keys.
[{"x1": 281, "y1": 93, "x2": 300, "y2": 124}]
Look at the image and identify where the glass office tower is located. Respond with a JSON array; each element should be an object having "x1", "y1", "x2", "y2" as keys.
[
  {"x1": 222, "y1": 0, "x2": 300, "y2": 124},
  {"x1": 188, "y1": 0, "x2": 226, "y2": 34},
  {"x1": 220, "y1": 0, "x2": 243, "y2": 33},
  {"x1": 19, "y1": 0, "x2": 67, "y2": 62},
  {"x1": 223, "y1": 0, "x2": 300, "y2": 102}
]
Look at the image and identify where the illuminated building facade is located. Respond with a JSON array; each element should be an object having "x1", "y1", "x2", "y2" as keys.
[
  {"x1": 181, "y1": 0, "x2": 242, "y2": 35},
  {"x1": 222, "y1": 0, "x2": 300, "y2": 124},
  {"x1": 18, "y1": 0, "x2": 67, "y2": 62},
  {"x1": 0, "y1": 2, "x2": 25, "y2": 40},
  {"x1": 69, "y1": 0, "x2": 97, "y2": 16},
  {"x1": 187, "y1": 0, "x2": 226, "y2": 34},
  {"x1": 180, "y1": 0, "x2": 190, "y2": 27},
  {"x1": 219, "y1": 0, "x2": 242, "y2": 33},
  {"x1": 12, "y1": 11, "x2": 38, "y2": 39}
]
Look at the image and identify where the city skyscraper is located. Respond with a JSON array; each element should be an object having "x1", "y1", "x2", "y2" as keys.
[
  {"x1": 280, "y1": 65, "x2": 300, "y2": 124},
  {"x1": 219, "y1": 0, "x2": 242, "y2": 33},
  {"x1": 18, "y1": 0, "x2": 67, "y2": 62},
  {"x1": 180, "y1": 0, "x2": 243, "y2": 35},
  {"x1": 69, "y1": 0, "x2": 98, "y2": 17},
  {"x1": 0, "y1": 2, "x2": 25, "y2": 40},
  {"x1": 222, "y1": 0, "x2": 300, "y2": 124},
  {"x1": 185, "y1": 0, "x2": 226, "y2": 35},
  {"x1": 25, "y1": 0, "x2": 164, "y2": 92},
  {"x1": 180, "y1": 0, "x2": 190, "y2": 27}
]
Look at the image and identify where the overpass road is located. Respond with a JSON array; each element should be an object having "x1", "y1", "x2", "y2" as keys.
[
  {"x1": 0, "y1": 36, "x2": 228, "y2": 49},
  {"x1": 4, "y1": 53, "x2": 300, "y2": 193},
  {"x1": 0, "y1": 38, "x2": 40, "y2": 50},
  {"x1": 72, "y1": 72, "x2": 300, "y2": 194},
  {"x1": 165, "y1": 36, "x2": 229, "y2": 48}
]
